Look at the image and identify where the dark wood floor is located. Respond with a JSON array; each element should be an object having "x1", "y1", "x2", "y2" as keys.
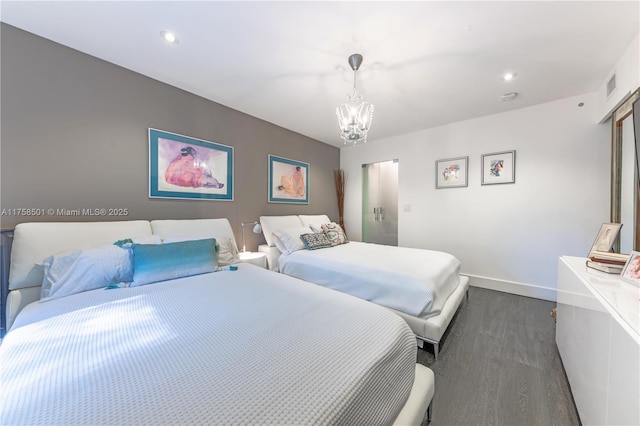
[{"x1": 417, "y1": 286, "x2": 581, "y2": 426}]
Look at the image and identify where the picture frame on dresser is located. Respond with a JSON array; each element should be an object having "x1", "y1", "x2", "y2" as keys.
[
  {"x1": 621, "y1": 250, "x2": 640, "y2": 287},
  {"x1": 149, "y1": 128, "x2": 234, "y2": 201},
  {"x1": 589, "y1": 222, "x2": 623, "y2": 254},
  {"x1": 435, "y1": 156, "x2": 468, "y2": 189},
  {"x1": 481, "y1": 150, "x2": 515, "y2": 185}
]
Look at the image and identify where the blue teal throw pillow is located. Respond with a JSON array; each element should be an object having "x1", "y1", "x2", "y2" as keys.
[{"x1": 131, "y1": 238, "x2": 217, "y2": 287}]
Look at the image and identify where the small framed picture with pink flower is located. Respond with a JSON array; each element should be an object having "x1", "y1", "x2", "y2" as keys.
[
  {"x1": 621, "y1": 250, "x2": 640, "y2": 287},
  {"x1": 435, "y1": 156, "x2": 468, "y2": 189}
]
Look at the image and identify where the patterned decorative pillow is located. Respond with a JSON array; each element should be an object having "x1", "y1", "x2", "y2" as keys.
[
  {"x1": 300, "y1": 232, "x2": 332, "y2": 250},
  {"x1": 321, "y1": 222, "x2": 348, "y2": 246}
]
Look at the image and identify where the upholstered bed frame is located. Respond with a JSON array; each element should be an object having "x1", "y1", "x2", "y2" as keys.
[
  {"x1": 258, "y1": 214, "x2": 470, "y2": 359},
  {"x1": 388, "y1": 277, "x2": 469, "y2": 357},
  {"x1": 1, "y1": 219, "x2": 240, "y2": 334},
  {"x1": 0, "y1": 230, "x2": 14, "y2": 337},
  {"x1": 263, "y1": 242, "x2": 469, "y2": 357},
  {"x1": 0, "y1": 219, "x2": 435, "y2": 425}
]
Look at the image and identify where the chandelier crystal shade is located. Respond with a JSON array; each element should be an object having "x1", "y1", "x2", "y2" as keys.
[{"x1": 336, "y1": 54, "x2": 374, "y2": 145}]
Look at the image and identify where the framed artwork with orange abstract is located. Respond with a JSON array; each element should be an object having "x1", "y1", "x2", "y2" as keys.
[{"x1": 268, "y1": 155, "x2": 309, "y2": 204}]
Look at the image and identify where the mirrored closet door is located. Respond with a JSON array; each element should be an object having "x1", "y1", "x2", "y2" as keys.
[
  {"x1": 362, "y1": 160, "x2": 398, "y2": 246},
  {"x1": 611, "y1": 90, "x2": 639, "y2": 252}
]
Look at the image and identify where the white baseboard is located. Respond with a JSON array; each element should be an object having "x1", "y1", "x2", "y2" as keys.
[{"x1": 463, "y1": 274, "x2": 557, "y2": 302}]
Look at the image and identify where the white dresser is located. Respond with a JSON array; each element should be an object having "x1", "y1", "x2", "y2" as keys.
[{"x1": 556, "y1": 256, "x2": 640, "y2": 425}]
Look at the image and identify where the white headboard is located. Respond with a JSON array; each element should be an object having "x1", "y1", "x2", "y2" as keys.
[
  {"x1": 298, "y1": 215, "x2": 332, "y2": 228},
  {"x1": 150, "y1": 218, "x2": 238, "y2": 249},
  {"x1": 259, "y1": 215, "x2": 303, "y2": 247},
  {"x1": 3, "y1": 218, "x2": 242, "y2": 334},
  {"x1": 6, "y1": 220, "x2": 153, "y2": 331},
  {"x1": 9, "y1": 221, "x2": 153, "y2": 291}
]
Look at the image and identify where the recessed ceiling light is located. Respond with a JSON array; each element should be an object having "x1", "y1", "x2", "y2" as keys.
[
  {"x1": 502, "y1": 72, "x2": 517, "y2": 81},
  {"x1": 499, "y1": 92, "x2": 518, "y2": 102},
  {"x1": 160, "y1": 31, "x2": 179, "y2": 44}
]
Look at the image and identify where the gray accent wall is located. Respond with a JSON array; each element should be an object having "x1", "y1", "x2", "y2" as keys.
[{"x1": 0, "y1": 24, "x2": 339, "y2": 250}]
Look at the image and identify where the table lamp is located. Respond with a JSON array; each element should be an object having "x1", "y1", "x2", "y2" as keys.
[{"x1": 241, "y1": 221, "x2": 262, "y2": 252}]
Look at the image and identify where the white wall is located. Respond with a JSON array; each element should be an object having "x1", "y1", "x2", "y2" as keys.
[{"x1": 341, "y1": 92, "x2": 610, "y2": 301}]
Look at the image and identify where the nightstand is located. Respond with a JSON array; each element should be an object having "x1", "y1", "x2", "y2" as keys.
[{"x1": 238, "y1": 251, "x2": 267, "y2": 269}]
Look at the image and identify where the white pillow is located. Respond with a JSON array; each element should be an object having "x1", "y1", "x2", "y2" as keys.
[
  {"x1": 217, "y1": 238, "x2": 240, "y2": 266},
  {"x1": 309, "y1": 224, "x2": 323, "y2": 233},
  {"x1": 40, "y1": 235, "x2": 161, "y2": 302},
  {"x1": 271, "y1": 226, "x2": 312, "y2": 255},
  {"x1": 298, "y1": 215, "x2": 331, "y2": 228},
  {"x1": 162, "y1": 236, "x2": 239, "y2": 266},
  {"x1": 260, "y1": 216, "x2": 303, "y2": 247}
]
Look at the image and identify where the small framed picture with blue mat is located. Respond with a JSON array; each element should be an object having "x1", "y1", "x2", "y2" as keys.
[{"x1": 268, "y1": 155, "x2": 309, "y2": 204}]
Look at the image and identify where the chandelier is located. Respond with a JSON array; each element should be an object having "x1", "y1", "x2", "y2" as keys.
[{"x1": 336, "y1": 54, "x2": 374, "y2": 145}]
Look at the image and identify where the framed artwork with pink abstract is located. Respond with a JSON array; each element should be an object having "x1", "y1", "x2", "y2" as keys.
[
  {"x1": 149, "y1": 128, "x2": 233, "y2": 201},
  {"x1": 621, "y1": 250, "x2": 640, "y2": 287},
  {"x1": 435, "y1": 156, "x2": 468, "y2": 189}
]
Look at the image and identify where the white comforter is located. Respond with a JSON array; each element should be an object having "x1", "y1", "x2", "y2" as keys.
[
  {"x1": 279, "y1": 241, "x2": 461, "y2": 319},
  {"x1": 0, "y1": 264, "x2": 416, "y2": 425}
]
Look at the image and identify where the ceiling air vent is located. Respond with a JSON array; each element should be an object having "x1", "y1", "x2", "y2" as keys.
[
  {"x1": 499, "y1": 92, "x2": 518, "y2": 102},
  {"x1": 606, "y1": 73, "x2": 616, "y2": 98}
]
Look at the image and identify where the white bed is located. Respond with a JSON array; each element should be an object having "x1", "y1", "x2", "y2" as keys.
[
  {"x1": 0, "y1": 219, "x2": 434, "y2": 425},
  {"x1": 260, "y1": 215, "x2": 470, "y2": 358}
]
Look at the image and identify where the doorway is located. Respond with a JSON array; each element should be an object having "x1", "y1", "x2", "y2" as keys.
[{"x1": 362, "y1": 159, "x2": 398, "y2": 246}]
